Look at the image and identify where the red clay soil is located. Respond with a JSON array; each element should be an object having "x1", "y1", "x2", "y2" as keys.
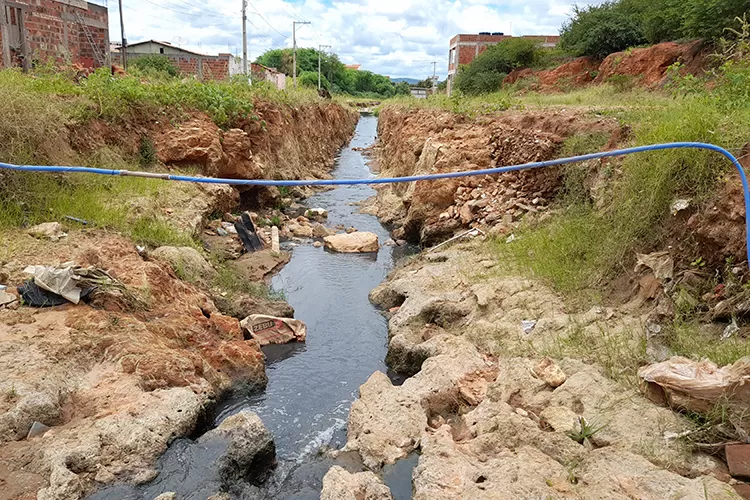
[
  {"x1": 595, "y1": 41, "x2": 707, "y2": 87},
  {"x1": 504, "y1": 57, "x2": 599, "y2": 90}
]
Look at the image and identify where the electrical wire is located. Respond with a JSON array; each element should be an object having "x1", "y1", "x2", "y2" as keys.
[
  {"x1": 247, "y1": 1, "x2": 290, "y2": 38},
  {"x1": 2, "y1": 142, "x2": 749, "y2": 267}
]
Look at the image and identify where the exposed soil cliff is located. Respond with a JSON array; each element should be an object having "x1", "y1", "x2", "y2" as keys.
[
  {"x1": 370, "y1": 107, "x2": 624, "y2": 244},
  {"x1": 0, "y1": 100, "x2": 359, "y2": 499},
  {"x1": 503, "y1": 41, "x2": 708, "y2": 91}
]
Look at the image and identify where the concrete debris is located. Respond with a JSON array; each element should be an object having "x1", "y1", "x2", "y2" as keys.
[
  {"x1": 533, "y1": 357, "x2": 567, "y2": 388},
  {"x1": 321, "y1": 466, "x2": 393, "y2": 500},
  {"x1": 324, "y1": 232, "x2": 379, "y2": 253},
  {"x1": 0, "y1": 290, "x2": 18, "y2": 307},
  {"x1": 271, "y1": 226, "x2": 280, "y2": 253},
  {"x1": 27, "y1": 222, "x2": 67, "y2": 241}
]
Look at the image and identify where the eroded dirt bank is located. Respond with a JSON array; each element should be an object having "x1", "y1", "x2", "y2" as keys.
[
  {"x1": 369, "y1": 106, "x2": 625, "y2": 245},
  {"x1": 0, "y1": 101, "x2": 358, "y2": 499}
]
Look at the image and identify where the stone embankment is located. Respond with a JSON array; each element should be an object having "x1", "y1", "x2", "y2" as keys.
[
  {"x1": 0, "y1": 100, "x2": 358, "y2": 499},
  {"x1": 369, "y1": 107, "x2": 624, "y2": 245}
]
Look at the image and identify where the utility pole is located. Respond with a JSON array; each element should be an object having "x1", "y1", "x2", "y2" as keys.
[
  {"x1": 118, "y1": 0, "x2": 127, "y2": 69},
  {"x1": 0, "y1": 0, "x2": 11, "y2": 68},
  {"x1": 431, "y1": 61, "x2": 437, "y2": 94},
  {"x1": 318, "y1": 44, "x2": 330, "y2": 89},
  {"x1": 241, "y1": 0, "x2": 247, "y2": 76},
  {"x1": 292, "y1": 20, "x2": 310, "y2": 89}
]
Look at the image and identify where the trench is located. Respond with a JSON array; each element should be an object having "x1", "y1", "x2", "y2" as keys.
[{"x1": 91, "y1": 115, "x2": 415, "y2": 499}]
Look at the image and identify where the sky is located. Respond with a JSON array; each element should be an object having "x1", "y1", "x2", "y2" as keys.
[{"x1": 99, "y1": 0, "x2": 601, "y2": 79}]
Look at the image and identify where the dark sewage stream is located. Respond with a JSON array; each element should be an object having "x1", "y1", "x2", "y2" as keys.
[{"x1": 91, "y1": 116, "x2": 416, "y2": 499}]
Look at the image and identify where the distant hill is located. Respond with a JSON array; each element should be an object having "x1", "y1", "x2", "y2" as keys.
[{"x1": 391, "y1": 77, "x2": 420, "y2": 84}]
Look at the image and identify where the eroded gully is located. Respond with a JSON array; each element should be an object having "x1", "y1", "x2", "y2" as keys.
[{"x1": 91, "y1": 115, "x2": 414, "y2": 499}]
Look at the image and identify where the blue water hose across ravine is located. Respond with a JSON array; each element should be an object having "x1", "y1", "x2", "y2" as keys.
[{"x1": 2, "y1": 142, "x2": 749, "y2": 266}]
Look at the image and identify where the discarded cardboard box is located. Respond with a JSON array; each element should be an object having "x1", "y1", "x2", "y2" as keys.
[{"x1": 240, "y1": 314, "x2": 307, "y2": 346}]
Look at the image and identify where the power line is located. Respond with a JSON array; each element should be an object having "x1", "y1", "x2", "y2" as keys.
[
  {"x1": 247, "y1": 1, "x2": 290, "y2": 38},
  {"x1": 137, "y1": 0, "x2": 227, "y2": 19}
]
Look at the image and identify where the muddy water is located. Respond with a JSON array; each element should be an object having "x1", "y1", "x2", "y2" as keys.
[{"x1": 91, "y1": 116, "x2": 413, "y2": 499}]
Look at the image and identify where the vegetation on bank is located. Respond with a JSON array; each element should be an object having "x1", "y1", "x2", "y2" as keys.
[
  {"x1": 0, "y1": 65, "x2": 324, "y2": 249},
  {"x1": 561, "y1": 0, "x2": 749, "y2": 58}
]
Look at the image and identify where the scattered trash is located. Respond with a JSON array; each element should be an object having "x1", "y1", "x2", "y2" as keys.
[
  {"x1": 23, "y1": 264, "x2": 85, "y2": 303},
  {"x1": 670, "y1": 199, "x2": 691, "y2": 216},
  {"x1": 639, "y1": 356, "x2": 750, "y2": 414},
  {"x1": 216, "y1": 227, "x2": 228, "y2": 237},
  {"x1": 506, "y1": 234, "x2": 516, "y2": 243},
  {"x1": 234, "y1": 212, "x2": 265, "y2": 253},
  {"x1": 0, "y1": 284, "x2": 6, "y2": 291},
  {"x1": 27, "y1": 222, "x2": 67, "y2": 241},
  {"x1": 19, "y1": 264, "x2": 143, "y2": 308},
  {"x1": 136, "y1": 245, "x2": 147, "y2": 256},
  {"x1": 27, "y1": 421, "x2": 50, "y2": 439},
  {"x1": 646, "y1": 322, "x2": 662, "y2": 335},
  {"x1": 522, "y1": 320, "x2": 537, "y2": 334},
  {"x1": 221, "y1": 221, "x2": 238, "y2": 234},
  {"x1": 723, "y1": 318, "x2": 740, "y2": 339},
  {"x1": 64, "y1": 215, "x2": 88, "y2": 225},
  {"x1": 240, "y1": 314, "x2": 307, "y2": 346},
  {"x1": 635, "y1": 251, "x2": 674, "y2": 281},
  {"x1": 429, "y1": 228, "x2": 485, "y2": 253}
]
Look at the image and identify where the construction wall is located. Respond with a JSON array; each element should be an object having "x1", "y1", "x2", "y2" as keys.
[
  {"x1": 126, "y1": 52, "x2": 231, "y2": 80},
  {"x1": 0, "y1": 0, "x2": 109, "y2": 69}
]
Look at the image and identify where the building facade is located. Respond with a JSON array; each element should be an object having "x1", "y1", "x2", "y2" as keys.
[
  {"x1": 0, "y1": 0, "x2": 109, "y2": 70},
  {"x1": 446, "y1": 32, "x2": 560, "y2": 95}
]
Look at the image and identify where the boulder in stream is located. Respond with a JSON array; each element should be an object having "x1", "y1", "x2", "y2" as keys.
[
  {"x1": 199, "y1": 411, "x2": 276, "y2": 487},
  {"x1": 324, "y1": 232, "x2": 379, "y2": 253},
  {"x1": 321, "y1": 466, "x2": 393, "y2": 500}
]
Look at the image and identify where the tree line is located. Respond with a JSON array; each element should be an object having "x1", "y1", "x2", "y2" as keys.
[{"x1": 254, "y1": 48, "x2": 411, "y2": 98}]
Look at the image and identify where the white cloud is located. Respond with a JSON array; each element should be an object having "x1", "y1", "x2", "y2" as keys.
[{"x1": 102, "y1": 0, "x2": 602, "y2": 79}]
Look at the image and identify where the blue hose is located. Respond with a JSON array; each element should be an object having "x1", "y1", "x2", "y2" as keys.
[{"x1": 2, "y1": 141, "x2": 749, "y2": 266}]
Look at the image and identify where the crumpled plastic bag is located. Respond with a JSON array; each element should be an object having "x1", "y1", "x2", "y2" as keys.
[
  {"x1": 634, "y1": 251, "x2": 674, "y2": 281},
  {"x1": 23, "y1": 262, "x2": 82, "y2": 303},
  {"x1": 240, "y1": 314, "x2": 307, "y2": 346},
  {"x1": 639, "y1": 356, "x2": 750, "y2": 414}
]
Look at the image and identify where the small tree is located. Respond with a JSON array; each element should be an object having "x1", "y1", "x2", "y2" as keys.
[{"x1": 559, "y1": 2, "x2": 646, "y2": 59}]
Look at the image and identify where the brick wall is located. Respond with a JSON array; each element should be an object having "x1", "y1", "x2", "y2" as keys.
[
  {"x1": 0, "y1": 0, "x2": 109, "y2": 69},
  {"x1": 127, "y1": 52, "x2": 230, "y2": 80}
]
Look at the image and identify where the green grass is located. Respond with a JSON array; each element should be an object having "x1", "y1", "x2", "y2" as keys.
[
  {"x1": 491, "y1": 75, "x2": 750, "y2": 293},
  {"x1": 381, "y1": 91, "x2": 514, "y2": 117},
  {"x1": 664, "y1": 321, "x2": 750, "y2": 367},
  {"x1": 0, "y1": 170, "x2": 196, "y2": 248}
]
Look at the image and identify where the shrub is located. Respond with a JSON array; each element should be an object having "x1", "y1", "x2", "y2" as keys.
[
  {"x1": 454, "y1": 38, "x2": 542, "y2": 95},
  {"x1": 130, "y1": 55, "x2": 179, "y2": 77},
  {"x1": 560, "y1": 2, "x2": 646, "y2": 59}
]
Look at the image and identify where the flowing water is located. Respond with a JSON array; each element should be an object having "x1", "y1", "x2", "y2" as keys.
[{"x1": 92, "y1": 116, "x2": 415, "y2": 499}]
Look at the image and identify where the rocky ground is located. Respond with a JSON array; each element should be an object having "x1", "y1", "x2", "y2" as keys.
[
  {"x1": 368, "y1": 106, "x2": 625, "y2": 245},
  {"x1": 321, "y1": 240, "x2": 744, "y2": 499}
]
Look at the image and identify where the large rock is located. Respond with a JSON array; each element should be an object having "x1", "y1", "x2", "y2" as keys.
[
  {"x1": 199, "y1": 411, "x2": 276, "y2": 487},
  {"x1": 154, "y1": 116, "x2": 224, "y2": 174},
  {"x1": 151, "y1": 246, "x2": 217, "y2": 286},
  {"x1": 324, "y1": 232, "x2": 379, "y2": 253},
  {"x1": 220, "y1": 128, "x2": 263, "y2": 179},
  {"x1": 321, "y1": 466, "x2": 393, "y2": 500}
]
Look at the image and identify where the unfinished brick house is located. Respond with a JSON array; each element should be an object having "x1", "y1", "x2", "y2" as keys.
[
  {"x1": 0, "y1": 0, "x2": 109, "y2": 70},
  {"x1": 446, "y1": 32, "x2": 560, "y2": 95}
]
